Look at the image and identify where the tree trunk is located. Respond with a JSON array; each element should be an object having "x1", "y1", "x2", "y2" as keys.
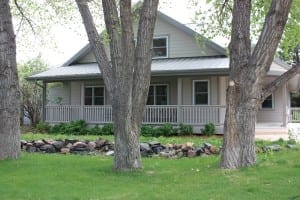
[
  {"x1": 0, "y1": 0, "x2": 21, "y2": 160},
  {"x1": 221, "y1": 0, "x2": 293, "y2": 169},
  {"x1": 75, "y1": 0, "x2": 159, "y2": 171}
]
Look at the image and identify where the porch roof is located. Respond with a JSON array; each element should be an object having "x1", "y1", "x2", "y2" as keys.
[{"x1": 27, "y1": 57, "x2": 289, "y2": 82}]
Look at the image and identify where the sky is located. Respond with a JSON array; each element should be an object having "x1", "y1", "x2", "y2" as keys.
[{"x1": 18, "y1": 0, "x2": 224, "y2": 67}]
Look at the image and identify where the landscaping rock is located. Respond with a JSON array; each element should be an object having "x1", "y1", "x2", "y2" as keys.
[
  {"x1": 26, "y1": 143, "x2": 37, "y2": 153},
  {"x1": 286, "y1": 144, "x2": 298, "y2": 149},
  {"x1": 40, "y1": 144, "x2": 56, "y2": 153},
  {"x1": 264, "y1": 144, "x2": 281, "y2": 152},
  {"x1": 34, "y1": 140, "x2": 45, "y2": 147},
  {"x1": 209, "y1": 146, "x2": 220, "y2": 154},
  {"x1": 187, "y1": 150, "x2": 196, "y2": 157},
  {"x1": 65, "y1": 139, "x2": 78, "y2": 144},
  {"x1": 106, "y1": 150, "x2": 114, "y2": 156},
  {"x1": 87, "y1": 141, "x2": 96, "y2": 151},
  {"x1": 53, "y1": 141, "x2": 64, "y2": 150},
  {"x1": 73, "y1": 142, "x2": 87, "y2": 148},
  {"x1": 60, "y1": 148, "x2": 70, "y2": 154}
]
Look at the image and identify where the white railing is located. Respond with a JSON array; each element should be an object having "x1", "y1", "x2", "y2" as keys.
[
  {"x1": 290, "y1": 108, "x2": 300, "y2": 123},
  {"x1": 46, "y1": 105, "x2": 226, "y2": 125}
]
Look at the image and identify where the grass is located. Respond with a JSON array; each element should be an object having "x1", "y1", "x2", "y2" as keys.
[{"x1": 1, "y1": 134, "x2": 300, "y2": 199}]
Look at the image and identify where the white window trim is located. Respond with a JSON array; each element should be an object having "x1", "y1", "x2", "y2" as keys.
[
  {"x1": 148, "y1": 84, "x2": 169, "y2": 105},
  {"x1": 152, "y1": 36, "x2": 169, "y2": 59},
  {"x1": 84, "y1": 85, "x2": 105, "y2": 105},
  {"x1": 193, "y1": 80, "x2": 210, "y2": 105},
  {"x1": 262, "y1": 93, "x2": 274, "y2": 110}
]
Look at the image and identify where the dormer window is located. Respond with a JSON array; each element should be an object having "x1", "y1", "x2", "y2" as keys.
[{"x1": 152, "y1": 36, "x2": 168, "y2": 58}]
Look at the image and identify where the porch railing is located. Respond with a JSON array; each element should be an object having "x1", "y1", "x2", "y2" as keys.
[
  {"x1": 290, "y1": 108, "x2": 300, "y2": 123},
  {"x1": 46, "y1": 105, "x2": 226, "y2": 125}
]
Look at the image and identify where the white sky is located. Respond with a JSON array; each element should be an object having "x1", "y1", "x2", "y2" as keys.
[{"x1": 19, "y1": 0, "x2": 225, "y2": 67}]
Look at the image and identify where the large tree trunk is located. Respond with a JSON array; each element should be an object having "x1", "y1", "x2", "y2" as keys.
[
  {"x1": 0, "y1": 0, "x2": 21, "y2": 160},
  {"x1": 221, "y1": 0, "x2": 293, "y2": 169},
  {"x1": 75, "y1": 0, "x2": 158, "y2": 171}
]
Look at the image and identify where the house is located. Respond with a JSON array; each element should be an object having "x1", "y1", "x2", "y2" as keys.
[{"x1": 27, "y1": 11, "x2": 300, "y2": 134}]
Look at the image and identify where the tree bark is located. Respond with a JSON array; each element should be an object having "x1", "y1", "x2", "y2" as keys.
[
  {"x1": 221, "y1": 0, "x2": 293, "y2": 169},
  {"x1": 75, "y1": 0, "x2": 159, "y2": 171},
  {"x1": 0, "y1": 0, "x2": 21, "y2": 160}
]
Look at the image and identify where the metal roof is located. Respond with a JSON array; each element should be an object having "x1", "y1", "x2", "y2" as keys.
[{"x1": 27, "y1": 57, "x2": 288, "y2": 81}]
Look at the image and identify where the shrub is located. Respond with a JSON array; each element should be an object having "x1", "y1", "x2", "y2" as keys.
[
  {"x1": 36, "y1": 121, "x2": 51, "y2": 133},
  {"x1": 156, "y1": 123, "x2": 177, "y2": 137},
  {"x1": 101, "y1": 123, "x2": 114, "y2": 135},
  {"x1": 88, "y1": 125, "x2": 102, "y2": 135},
  {"x1": 201, "y1": 122, "x2": 216, "y2": 136},
  {"x1": 63, "y1": 120, "x2": 88, "y2": 135},
  {"x1": 50, "y1": 123, "x2": 66, "y2": 134},
  {"x1": 141, "y1": 125, "x2": 156, "y2": 137},
  {"x1": 178, "y1": 123, "x2": 193, "y2": 136}
]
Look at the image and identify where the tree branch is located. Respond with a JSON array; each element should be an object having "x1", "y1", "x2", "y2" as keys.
[
  {"x1": 262, "y1": 63, "x2": 300, "y2": 101},
  {"x1": 132, "y1": 0, "x2": 159, "y2": 117},
  {"x1": 14, "y1": 0, "x2": 36, "y2": 34},
  {"x1": 250, "y1": 0, "x2": 292, "y2": 75},
  {"x1": 75, "y1": 0, "x2": 113, "y2": 95}
]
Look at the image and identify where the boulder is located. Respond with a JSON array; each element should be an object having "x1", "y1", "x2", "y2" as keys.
[
  {"x1": 106, "y1": 150, "x2": 114, "y2": 156},
  {"x1": 87, "y1": 141, "x2": 96, "y2": 151},
  {"x1": 187, "y1": 150, "x2": 196, "y2": 157},
  {"x1": 53, "y1": 141, "x2": 64, "y2": 150},
  {"x1": 264, "y1": 144, "x2": 281, "y2": 152},
  {"x1": 26, "y1": 143, "x2": 37, "y2": 153},
  {"x1": 209, "y1": 146, "x2": 220, "y2": 154},
  {"x1": 61, "y1": 148, "x2": 70, "y2": 154},
  {"x1": 95, "y1": 138, "x2": 106, "y2": 148},
  {"x1": 40, "y1": 144, "x2": 56, "y2": 153},
  {"x1": 42, "y1": 139, "x2": 56, "y2": 145},
  {"x1": 65, "y1": 139, "x2": 78, "y2": 144},
  {"x1": 286, "y1": 144, "x2": 298, "y2": 149},
  {"x1": 34, "y1": 140, "x2": 45, "y2": 147},
  {"x1": 73, "y1": 142, "x2": 87, "y2": 148}
]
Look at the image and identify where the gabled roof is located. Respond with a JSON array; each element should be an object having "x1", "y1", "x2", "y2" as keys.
[{"x1": 62, "y1": 11, "x2": 227, "y2": 66}]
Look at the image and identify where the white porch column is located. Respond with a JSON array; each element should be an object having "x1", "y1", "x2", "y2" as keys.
[
  {"x1": 42, "y1": 82, "x2": 47, "y2": 121},
  {"x1": 177, "y1": 78, "x2": 182, "y2": 124},
  {"x1": 80, "y1": 82, "x2": 84, "y2": 119},
  {"x1": 282, "y1": 83, "x2": 288, "y2": 127}
]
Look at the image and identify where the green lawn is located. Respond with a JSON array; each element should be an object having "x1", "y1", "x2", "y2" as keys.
[{"x1": 1, "y1": 142, "x2": 300, "y2": 200}]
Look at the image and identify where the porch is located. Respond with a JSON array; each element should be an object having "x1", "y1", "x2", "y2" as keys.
[{"x1": 45, "y1": 105, "x2": 226, "y2": 126}]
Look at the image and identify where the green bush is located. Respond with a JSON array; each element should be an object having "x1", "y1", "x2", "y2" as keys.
[
  {"x1": 88, "y1": 125, "x2": 102, "y2": 135},
  {"x1": 201, "y1": 122, "x2": 216, "y2": 136},
  {"x1": 49, "y1": 120, "x2": 88, "y2": 135},
  {"x1": 101, "y1": 123, "x2": 114, "y2": 135},
  {"x1": 36, "y1": 121, "x2": 51, "y2": 133},
  {"x1": 178, "y1": 123, "x2": 193, "y2": 136},
  {"x1": 141, "y1": 125, "x2": 156, "y2": 137},
  {"x1": 156, "y1": 123, "x2": 177, "y2": 137}
]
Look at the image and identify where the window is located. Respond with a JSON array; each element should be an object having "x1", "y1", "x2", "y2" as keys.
[
  {"x1": 262, "y1": 94, "x2": 273, "y2": 109},
  {"x1": 152, "y1": 37, "x2": 168, "y2": 58},
  {"x1": 147, "y1": 85, "x2": 168, "y2": 105},
  {"x1": 194, "y1": 80, "x2": 209, "y2": 105},
  {"x1": 84, "y1": 86, "x2": 105, "y2": 105}
]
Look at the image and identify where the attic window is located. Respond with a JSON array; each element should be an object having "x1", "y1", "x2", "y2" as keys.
[
  {"x1": 262, "y1": 94, "x2": 274, "y2": 109},
  {"x1": 152, "y1": 36, "x2": 168, "y2": 58}
]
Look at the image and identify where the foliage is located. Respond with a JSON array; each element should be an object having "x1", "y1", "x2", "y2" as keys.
[
  {"x1": 191, "y1": 0, "x2": 300, "y2": 62},
  {"x1": 155, "y1": 123, "x2": 178, "y2": 137},
  {"x1": 100, "y1": 123, "x2": 115, "y2": 136},
  {"x1": 49, "y1": 120, "x2": 88, "y2": 135},
  {"x1": 178, "y1": 123, "x2": 193, "y2": 136},
  {"x1": 201, "y1": 122, "x2": 216, "y2": 136},
  {"x1": 88, "y1": 125, "x2": 102, "y2": 135},
  {"x1": 18, "y1": 56, "x2": 48, "y2": 126},
  {"x1": 36, "y1": 121, "x2": 51, "y2": 133},
  {"x1": 1, "y1": 149, "x2": 300, "y2": 199},
  {"x1": 141, "y1": 125, "x2": 156, "y2": 137}
]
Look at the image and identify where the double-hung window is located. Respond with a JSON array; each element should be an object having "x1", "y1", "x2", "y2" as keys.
[
  {"x1": 152, "y1": 36, "x2": 168, "y2": 58},
  {"x1": 84, "y1": 86, "x2": 105, "y2": 105},
  {"x1": 194, "y1": 80, "x2": 209, "y2": 105},
  {"x1": 147, "y1": 85, "x2": 168, "y2": 105},
  {"x1": 262, "y1": 94, "x2": 274, "y2": 109}
]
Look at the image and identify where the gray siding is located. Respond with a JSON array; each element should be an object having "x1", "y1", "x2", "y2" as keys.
[
  {"x1": 70, "y1": 81, "x2": 82, "y2": 105},
  {"x1": 76, "y1": 15, "x2": 223, "y2": 64}
]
